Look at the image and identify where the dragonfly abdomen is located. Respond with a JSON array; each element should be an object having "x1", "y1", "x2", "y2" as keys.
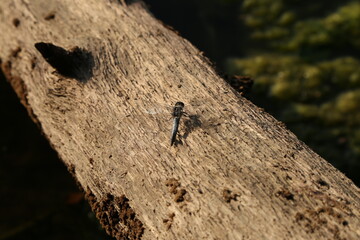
[{"x1": 170, "y1": 117, "x2": 181, "y2": 146}]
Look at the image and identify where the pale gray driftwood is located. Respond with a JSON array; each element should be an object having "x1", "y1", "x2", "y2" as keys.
[{"x1": 0, "y1": 0, "x2": 359, "y2": 239}]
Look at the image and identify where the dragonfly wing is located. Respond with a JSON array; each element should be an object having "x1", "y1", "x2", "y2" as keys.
[{"x1": 141, "y1": 103, "x2": 172, "y2": 116}]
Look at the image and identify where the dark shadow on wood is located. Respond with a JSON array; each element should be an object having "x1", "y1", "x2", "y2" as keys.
[
  {"x1": 35, "y1": 42, "x2": 94, "y2": 82},
  {"x1": 183, "y1": 114, "x2": 202, "y2": 140}
]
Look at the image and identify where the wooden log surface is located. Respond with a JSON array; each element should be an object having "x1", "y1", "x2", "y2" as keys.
[{"x1": 0, "y1": 0, "x2": 359, "y2": 239}]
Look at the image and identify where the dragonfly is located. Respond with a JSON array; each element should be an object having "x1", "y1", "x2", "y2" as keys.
[
  {"x1": 139, "y1": 101, "x2": 186, "y2": 146},
  {"x1": 137, "y1": 101, "x2": 201, "y2": 146},
  {"x1": 170, "y1": 102, "x2": 185, "y2": 146}
]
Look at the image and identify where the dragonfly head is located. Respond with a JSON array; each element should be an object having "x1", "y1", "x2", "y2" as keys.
[{"x1": 174, "y1": 102, "x2": 185, "y2": 108}]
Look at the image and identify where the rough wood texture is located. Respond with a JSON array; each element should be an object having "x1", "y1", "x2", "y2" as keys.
[{"x1": 1, "y1": 0, "x2": 360, "y2": 239}]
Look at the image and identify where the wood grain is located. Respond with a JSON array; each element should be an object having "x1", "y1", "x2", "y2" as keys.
[{"x1": 0, "y1": 0, "x2": 359, "y2": 239}]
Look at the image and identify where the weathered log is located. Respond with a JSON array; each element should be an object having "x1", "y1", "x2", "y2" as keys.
[{"x1": 0, "y1": 0, "x2": 359, "y2": 239}]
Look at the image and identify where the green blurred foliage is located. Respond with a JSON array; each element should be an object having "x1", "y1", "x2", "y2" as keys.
[{"x1": 227, "y1": 0, "x2": 360, "y2": 181}]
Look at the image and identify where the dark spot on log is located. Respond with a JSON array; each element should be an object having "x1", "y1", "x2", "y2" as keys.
[
  {"x1": 12, "y1": 18, "x2": 20, "y2": 27},
  {"x1": 295, "y1": 204, "x2": 350, "y2": 237},
  {"x1": 222, "y1": 189, "x2": 239, "y2": 203},
  {"x1": 295, "y1": 212, "x2": 304, "y2": 221},
  {"x1": 174, "y1": 189, "x2": 187, "y2": 202},
  {"x1": 276, "y1": 189, "x2": 294, "y2": 201},
  {"x1": 34, "y1": 42, "x2": 94, "y2": 82},
  {"x1": 163, "y1": 212, "x2": 175, "y2": 230},
  {"x1": 68, "y1": 164, "x2": 76, "y2": 175},
  {"x1": 11, "y1": 47, "x2": 21, "y2": 58},
  {"x1": 86, "y1": 189, "x2": 144, "y2": 240},
  {"x1": 316, "y1": 179, "x2": 330, "y2": 189},
  {"x1": 165, "y1": 178, "x2": 180, "y2": 194},
  {"x1": 30, "y1": 57, "x2": 37, "y2": 69},
  {"x1": 165, "y1": 178, "x2": 187, "y2": 203},
  {"x1": 44, "y1": 12, "x2": 56, "y2": 20}
]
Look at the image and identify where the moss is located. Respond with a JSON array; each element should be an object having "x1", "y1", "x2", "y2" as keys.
[
  {"x1": 293, "y1": 104, "x2": 319, "y2": 119},
  {"x1": 287, "y1": 2, "x2": 360, "y2": 55},
  {"x1": 335, "y1": 90, "x2": 360, "y2": 114},
  {"x1": 277, "y1": 11, "x2": 296, "y2": 26},
  {"x1": 228, "y1": 50, "x2": 360, "y2": 176}
]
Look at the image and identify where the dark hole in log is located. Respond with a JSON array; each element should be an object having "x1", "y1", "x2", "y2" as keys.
[
  {"x1": 44, "y1": 12, "x2": 56, "y2": 20},
  {"x1": 34, "y1": 42, "x2": 94, "y2": 82},
  {"x1": 316, "y1": 179, "x2": 330, "y2": 189},
  {"x1": 12, "y1": 18, "x2": 20, "y2": 27}
]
